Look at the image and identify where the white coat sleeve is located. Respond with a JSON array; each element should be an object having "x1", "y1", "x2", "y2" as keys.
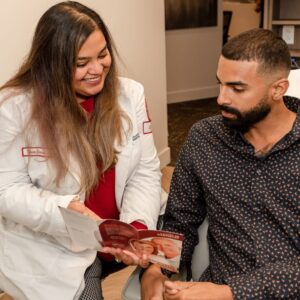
[
  {"x1": 119, "y1": 82, "x2": 162, "y2": 230},
  {"x1": 0, "y1": 99, "x2": 75, "y2": 237}
]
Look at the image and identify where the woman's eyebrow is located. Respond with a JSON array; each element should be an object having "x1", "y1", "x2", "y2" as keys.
[{"x1": 77, "y1": 45, "x2": 108, "y2": 60}]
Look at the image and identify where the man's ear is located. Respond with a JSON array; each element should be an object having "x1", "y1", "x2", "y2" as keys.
[{"x1": 272, "y1": 78, "x2": 289, "y2": 100}]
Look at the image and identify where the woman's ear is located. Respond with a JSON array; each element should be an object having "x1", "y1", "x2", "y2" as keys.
[{"x1": 272, "y1": 78, "x2": 289, "y2": 100}]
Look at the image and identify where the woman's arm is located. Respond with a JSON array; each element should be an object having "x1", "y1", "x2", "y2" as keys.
[
  {"x1": 0, "y1": 96, "x2": 77, "y2": 237},
  {"x1": 118, "y1": 79, "x2": 162, "y2": 230}
]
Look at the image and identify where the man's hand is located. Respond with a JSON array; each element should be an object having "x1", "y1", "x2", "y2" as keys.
[
  {"x1": 141, "y1": 264, "x2": 166, "y2": 300},
  {"x1": 67, "y1": 200, "x2": 101, "y2": 221},
  {"x1": 163, "y1": 281, "x2": 233, "y2": 300}
]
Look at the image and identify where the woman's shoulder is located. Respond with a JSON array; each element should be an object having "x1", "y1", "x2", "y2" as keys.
[
  {"x1": 0, "y1": 88, "x2": 31, "y2": 106},
  {"x1": 0, "y1": 88, "x2": 32, "y2": 115},
  {"x1": 118, "y1": 77, "x2": 144, "y2": 97}
]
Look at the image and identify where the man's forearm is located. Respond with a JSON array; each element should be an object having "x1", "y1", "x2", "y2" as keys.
[{"x1": 141, "y1": 264, "x2": 167, "y2": 300}]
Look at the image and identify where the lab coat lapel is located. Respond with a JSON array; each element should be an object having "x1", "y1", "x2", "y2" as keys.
[
  {"x1": 67, "y1": 153, "x2": 81, "y2": 187},
  {"x1": 115, "y1": 121, "x2": 132, "y2": 208}
]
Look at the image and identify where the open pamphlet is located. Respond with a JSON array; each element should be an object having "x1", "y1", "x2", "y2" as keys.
[{"x1": 59, "y1": 207, "x2": 184, "y2": 272}]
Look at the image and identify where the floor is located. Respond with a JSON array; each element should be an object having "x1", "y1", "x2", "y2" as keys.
[
  {"x1": 168, "y1": 97, "x2": 219, "y2": 165},
  {"x1": 0, "y1": 294, "x2": 10, "y2": 300},
  {"x1": 102, "y1": 265, "x2": 136, "y2": 299}
]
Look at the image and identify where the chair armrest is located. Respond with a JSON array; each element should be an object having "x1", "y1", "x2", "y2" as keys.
[
  {"x1": 286, "y1": 69, "x2": 300, "y2": 98},
  {"x1": 121, "y1": 267, "x2": 142, "y2": 300},
  {"x1": 191, "y1": 218, "x2": 209, "y2": 281}
]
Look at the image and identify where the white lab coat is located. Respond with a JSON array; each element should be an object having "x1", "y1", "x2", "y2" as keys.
[{"x1": 0, "y1": 77, "x2": 161, "y2": 300}]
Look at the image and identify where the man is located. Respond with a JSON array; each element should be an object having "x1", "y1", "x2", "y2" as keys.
[{"x1": 141, "y1": 28, "x2": 300, "y2": 299}]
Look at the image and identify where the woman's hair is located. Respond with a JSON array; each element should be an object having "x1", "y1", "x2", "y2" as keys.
[{"x1": 1, "y1": 1, "x2": 128, "y2": 194}]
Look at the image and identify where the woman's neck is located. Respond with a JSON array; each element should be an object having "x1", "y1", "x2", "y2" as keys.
[{"x1": 76, "y1": 93, "x2": 95, "y2": 103}]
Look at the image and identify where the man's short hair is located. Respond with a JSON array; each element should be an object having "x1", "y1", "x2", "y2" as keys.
[{"x1": 222, "y1": 28, "x2": 291, "y2": 76}]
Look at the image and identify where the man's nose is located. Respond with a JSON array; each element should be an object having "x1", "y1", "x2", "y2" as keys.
[{"x1": 217, "y1": 85, "x2": 231, "y2": 106}]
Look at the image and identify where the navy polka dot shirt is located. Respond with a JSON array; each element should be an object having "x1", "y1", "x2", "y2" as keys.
[{"x1": 163, "y1": 96, "x2": 300, "y2": 299}]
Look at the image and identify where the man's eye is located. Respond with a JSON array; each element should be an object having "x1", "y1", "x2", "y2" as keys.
[{"x1": 233, "y1": 87, "x2": 244, "y2": 93}]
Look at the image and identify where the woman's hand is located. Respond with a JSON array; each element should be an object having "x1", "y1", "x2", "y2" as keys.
[
  {"x1": 101, "y1": 247, "x2": 150, "y2": 268},
  {"x1": 67, "y1": 200, "x2": 101, "y2": 221}
]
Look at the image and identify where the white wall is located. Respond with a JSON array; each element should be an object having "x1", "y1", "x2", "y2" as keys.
[
  {"x1": 166, "y1": 0, "x2": 223, "y2": 103},
  {"x1": 0, "y1": 0, "x2": 170, "y2": 167}
]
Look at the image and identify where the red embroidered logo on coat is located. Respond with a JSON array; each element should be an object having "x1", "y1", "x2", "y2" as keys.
[
  {"x1": 143, "y1": 121, "x2": 152, "y2": 134},
  {"x1": 22, "y1": 147, "x2": 49, "y2": 157}
]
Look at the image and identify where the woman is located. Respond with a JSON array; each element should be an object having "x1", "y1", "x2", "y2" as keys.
[{"x1": 0, "y1": 1, "x2": 161, "y2": 299}]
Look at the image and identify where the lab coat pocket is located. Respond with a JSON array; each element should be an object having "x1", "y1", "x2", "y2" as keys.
[
  {"x1": 27, "y1": 154, "x2": 57, "y2": 189},
  {"x1": 3, "y1": 231, "x2": 60, "y2": 278}
]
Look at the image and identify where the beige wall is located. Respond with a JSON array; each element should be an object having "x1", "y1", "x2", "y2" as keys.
[
  {"x1": 0, "y1": 0, "x2": 170, "y2": 167},
  {"x1": 223, "y1": 1, "x2": 260, "y2": 39},
  {"x1": 166, "y1": 0, "x2": 223, "y2": 103}
]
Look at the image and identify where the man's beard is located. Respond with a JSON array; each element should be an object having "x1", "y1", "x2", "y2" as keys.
[{"x1": 219, "y1": 95, "x2": 271, "y2": 133}]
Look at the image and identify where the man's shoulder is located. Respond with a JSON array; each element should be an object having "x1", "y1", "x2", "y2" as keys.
[
  {"x1": 189, "y1": 115, "x2": 224, "y2": 136},
  {"x1": 283, "y1": 95, "x2": 300, "y2": 113},
  {"x1": 184, "y1": 115, "x2": 237, "y2": 151}
]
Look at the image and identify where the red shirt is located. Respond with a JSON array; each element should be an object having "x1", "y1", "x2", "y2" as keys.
[
  {"x1": 85, "y1": 167, "x2": 119, "y2": 220},
  {"x1": 80, "y1": 98, "x2": 147, "y2": 260}
]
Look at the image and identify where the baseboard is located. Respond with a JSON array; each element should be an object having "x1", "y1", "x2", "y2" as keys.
[
  {"x1": 158, "y1": 146, "x2": 171, "y2": 168},
  {"x1": 167, "y1": 84, "x2": 218, "y2": 104}
]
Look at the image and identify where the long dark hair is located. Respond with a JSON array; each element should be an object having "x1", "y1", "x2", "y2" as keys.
[{"x1": 1, "y1": 1, "x2": 128, "y2": 193}]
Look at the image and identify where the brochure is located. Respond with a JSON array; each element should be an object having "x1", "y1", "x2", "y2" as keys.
[{"x1": 59, "y1": 207, "x2": 183, "y2": 272}]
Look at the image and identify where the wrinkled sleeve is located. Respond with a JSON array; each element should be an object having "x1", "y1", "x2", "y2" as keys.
[
  {"x1": 227, "y1": 256, "x2": 300, "y2": 299},
  {"x1": 163, "y1": 125, "x2": 207, "y2": 266},
  {"x1": 119, "y1": 81, "x2": 161, "y2": 230},
  {"x1": 0, "y1": 99, "x2": 75, "y2": 237}
]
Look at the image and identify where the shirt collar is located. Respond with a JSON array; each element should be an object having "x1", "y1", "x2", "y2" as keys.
[{"x1": 225, "y1": 96, "x2": 300, "y2": 157}]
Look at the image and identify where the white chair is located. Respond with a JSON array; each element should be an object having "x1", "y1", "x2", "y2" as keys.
[
  {"x1": 121, "y1": 218, "x2": 209, "y2": 300},
  {"x1": 286, "y1": 68, "x2": 300, "y2": 98},
  {"x1": 190, "y1": 218, "x2": 209, "y2": 281}
]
